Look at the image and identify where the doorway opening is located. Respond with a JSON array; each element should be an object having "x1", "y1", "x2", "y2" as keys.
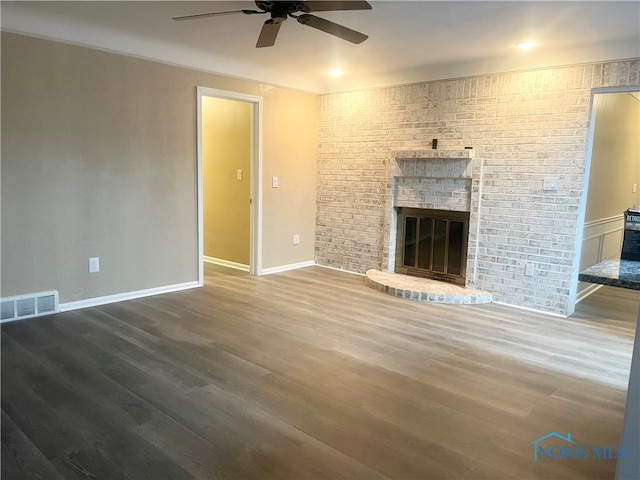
[
  {"x1": 197, "y1": 87, "x2": 263, "y2": 284},
  {"x1": 572, "y1": 86, "x2": 640, "y2": 311}
]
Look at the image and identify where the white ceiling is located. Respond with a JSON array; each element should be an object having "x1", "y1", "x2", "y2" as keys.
[{"x1": 2, "y1": 1, "x2": 639, "y2": 93}]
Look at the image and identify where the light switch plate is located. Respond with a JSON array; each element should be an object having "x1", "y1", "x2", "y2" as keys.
[
  {"x1": 237, "y1": 169, "x2": 243, "y2": 180},
  {"x1": 272, "y1": 176, "x2": 278, "y2": 188},
  {"x1": 89, "y1": 257, "x2": 100, "y2": 273}
]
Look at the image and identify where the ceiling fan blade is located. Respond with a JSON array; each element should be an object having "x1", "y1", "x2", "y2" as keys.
[
  {"x1": 296, "y1": 14, "x2": 368, "y2": 44},
  {"x1": 256, "y1": 19, "x2": 282, "y2": 48},
  {"x1": 172, "y1": 10, "x2": 263, "y2": 21},
  {"x1": 299, "y1": 1, "x2": 372, "y2": 12}
]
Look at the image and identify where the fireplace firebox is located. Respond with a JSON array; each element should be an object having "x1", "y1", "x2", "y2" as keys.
[{"x1": 395, "y1": 207, "x2": 469, "y2": 286}]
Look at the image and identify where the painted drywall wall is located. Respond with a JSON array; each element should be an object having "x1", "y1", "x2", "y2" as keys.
[
  {"x1": 263, "y1": 90, "x2": 318, "y2": 269},
  {"x1": 202, "y1": 97, "x2": 251, "y2": 265},
  {"x1": 1, "y1": 32, "x2": 317, "y2": 303},
  {"x1": 316, "y1": 60, "x2": 640, "y2": 315},
  {"x1": 585, "y1": 92, "x2": 640, "y2": 222}
]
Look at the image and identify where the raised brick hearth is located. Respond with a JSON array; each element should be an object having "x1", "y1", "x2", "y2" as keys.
[{"x1": 365, "y1": 269, "x2": 492, "y2": 304}]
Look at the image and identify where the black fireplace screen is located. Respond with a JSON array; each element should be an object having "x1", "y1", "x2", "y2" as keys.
[{"x1": 395, "y1": 207, "x2": 469, "y2": 285}]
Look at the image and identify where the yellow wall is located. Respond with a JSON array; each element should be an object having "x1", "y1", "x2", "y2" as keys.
[
  {"x1": 585, "y1": 92, "x2": 640, "y2": 222},
  {"x1": 1, "y1": 32, "x2": 317, "y2": 303},
  {"x1": 202, "y1": 98, "x2": 251, "y2": 265}
]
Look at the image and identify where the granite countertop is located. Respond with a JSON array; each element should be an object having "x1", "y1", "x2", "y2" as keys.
[{"x1": 579, "y1": 259, "x2": 640, "y2": 290}]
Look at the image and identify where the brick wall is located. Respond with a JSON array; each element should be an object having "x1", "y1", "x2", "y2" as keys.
[
  {"x1": 316, "y1": 60, "x2": 640, "y2": 315},
  {"x1": 395, "y1": 177, "x2": 471, "y2": 211}
]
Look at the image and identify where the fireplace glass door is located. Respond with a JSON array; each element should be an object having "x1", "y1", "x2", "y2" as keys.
[{"x1": 396, "y1": 208, "x2": 469, "y2": 285}]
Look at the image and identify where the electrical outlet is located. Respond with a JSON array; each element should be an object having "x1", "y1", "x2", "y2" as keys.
[
  {"x1": 633, "y1": 183, "x2": 637, "y2": 193},
  {"x1": 89, "y1": 257, "x2": 100, "y2": 274},
  {"x1": 237, "y1": 169, "x2": 243, "y2": 180},
  {"x1": 543, "y1": 177, "x2": 558, "y2": 191},
  {"x1": 525, "y1": 263, "x2": 534, "y2": 276},
  {"x1": 292, "y1": 234, "x2": 300, "y2": 245}
]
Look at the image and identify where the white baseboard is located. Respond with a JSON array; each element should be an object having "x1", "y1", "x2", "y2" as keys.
[
  {"x1": 575, "y1": 283, "x2": 603, "y2": 304},
  {"x1": 261, "y1": 260, "x2": 315, "y2": 275},
  {"x1": 492, "y1": 300, "x2": 568, "y2": 318},
  {"x1": 203, "y1": 255, "x2": 249, "y2": 272},
  {"x1": 59, "y1": 281, "x2": 201, "y2": 312},
  {"x1": 314, "y1": 263, "x2": 366, "y2": 276}
]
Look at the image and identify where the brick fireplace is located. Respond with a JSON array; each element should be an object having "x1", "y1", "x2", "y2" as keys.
[
  {"x1": 382, "y1": 149, "x2": 482, "y2": 289},
  {"x1": 317, "y1": 59, "x2": 639, "y2": 315}
]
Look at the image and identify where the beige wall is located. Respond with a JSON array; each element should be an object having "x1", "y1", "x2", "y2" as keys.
[
  {"x1": 261, "y1": 88, "x2": 319, "y2": 268},
  {"x1": 585, "y1": 92, "x2": 640, "y2": 222},
  {"x1": 1, "y1": 32, "x2": 317, "y2": 303},
  {"x1": 202, "y1": 97, "x2": 251, "y2": 265}
]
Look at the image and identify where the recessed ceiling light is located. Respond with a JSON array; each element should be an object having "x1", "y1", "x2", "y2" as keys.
[
  {"x1": 516, "y1": 41, "x2": 538, "y2": 51},
  {"x1": 329, "y1": 69, "x2": 343, "y2": 78}
]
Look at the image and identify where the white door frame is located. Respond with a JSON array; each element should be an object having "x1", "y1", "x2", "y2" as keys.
[
  {"x1": 570, "y1": 85, "x2": 640, "y2": 312},
  {"x1": 196, "y1": 86, "x2": 263, "y2": 284}
]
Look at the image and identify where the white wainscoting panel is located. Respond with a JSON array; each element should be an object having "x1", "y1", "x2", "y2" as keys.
[{"x1": 577, "y1": 214, "x2": 624, "y2": 301}]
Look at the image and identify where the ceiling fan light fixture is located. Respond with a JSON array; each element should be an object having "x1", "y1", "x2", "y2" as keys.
[
  {"x1": 329, "y1": 69, "x2": 343, "y2": 77},
  {"x1": 173, "y1": 1, "x2": 372, "y2": 48},
  {"x1": 516, "y1": 41, "x2": 538, "y2": 51}
]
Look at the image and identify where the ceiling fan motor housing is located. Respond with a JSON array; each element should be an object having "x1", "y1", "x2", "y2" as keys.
[{"x1": 255, "y1": 1, "x2": 311, "y2": 18}]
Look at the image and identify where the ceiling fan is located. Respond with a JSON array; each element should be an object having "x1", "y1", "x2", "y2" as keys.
[{"x1": 172, "y1": 1, "x2": 372, "y2": 48}]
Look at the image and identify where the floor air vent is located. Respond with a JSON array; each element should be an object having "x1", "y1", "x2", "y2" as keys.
[{"x1": 1, "y1": 291, "x2": 59, "y2": 323}]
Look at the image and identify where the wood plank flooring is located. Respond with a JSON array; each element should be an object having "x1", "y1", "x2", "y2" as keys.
[{"x1": 2, "y1": 264, "x2": 638, "y2": 479}]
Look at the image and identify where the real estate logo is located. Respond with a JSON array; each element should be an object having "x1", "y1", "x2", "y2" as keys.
[{"x1": 529, "y1": 432, "x2": 626, "y2": 462}]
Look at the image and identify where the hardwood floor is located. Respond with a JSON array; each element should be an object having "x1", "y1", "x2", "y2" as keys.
[{"x1": 2, "y1": 264, "x2": 638, "y2": 479}]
